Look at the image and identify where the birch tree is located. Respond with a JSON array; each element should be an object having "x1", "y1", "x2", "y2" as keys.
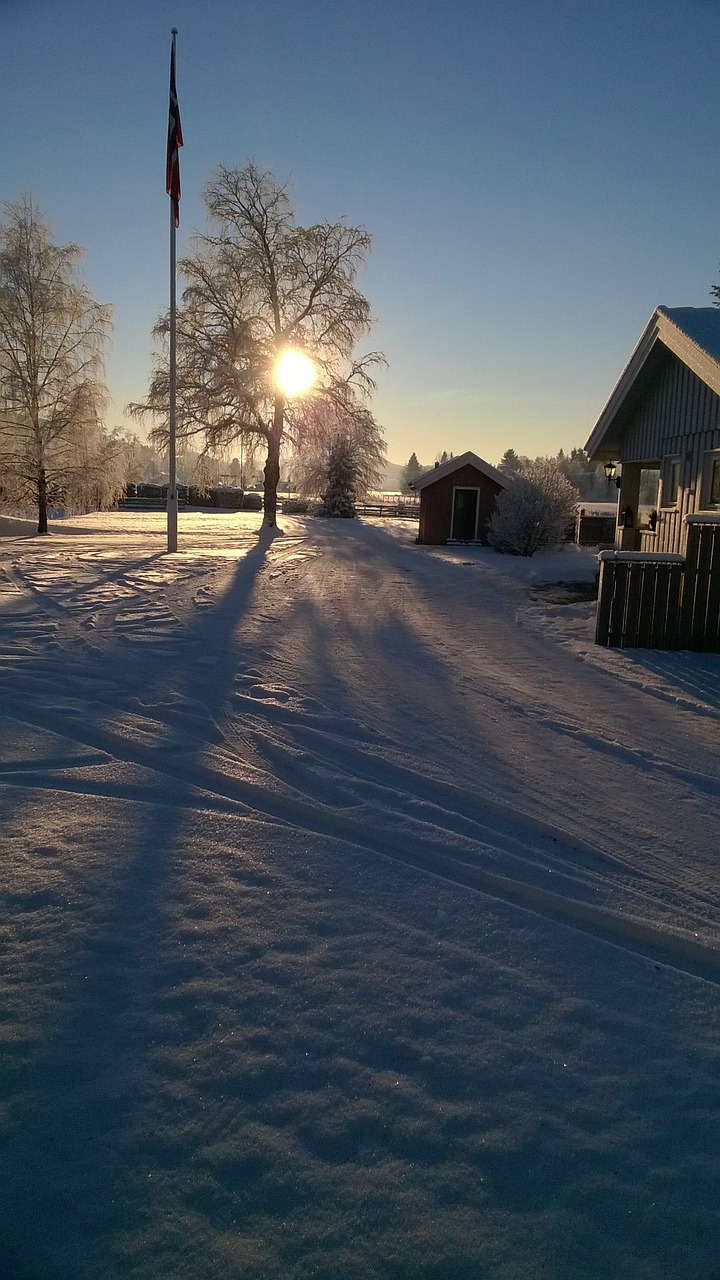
[
  {"x1": 129, "y1": 163, "x2": 384, "y2": 527},
  {"x1": 0, "y1": 197, "x2": 114, "y2": 533}
]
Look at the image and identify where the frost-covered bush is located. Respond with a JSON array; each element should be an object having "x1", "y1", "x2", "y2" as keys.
[{"x1": 488, "y1": 460, "x2": 578, "y2": 556}]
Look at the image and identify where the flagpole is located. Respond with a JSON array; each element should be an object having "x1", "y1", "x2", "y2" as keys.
[
  {"x1": 167, "y1": 27, "x2": 180, "y2": 553},
  {"x1": 168, "y1": 187, "x2": 178, "y2": 553}
]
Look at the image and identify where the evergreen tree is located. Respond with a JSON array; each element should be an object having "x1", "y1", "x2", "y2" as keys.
[
  {"x1": 318, "y1": 436, "x2": 358, "y2": 517},
  {"x1": 497, "y1": 448, "x2": 526, "y2": 476},
  {"x1": 554, "y1": 447, "x2": 608, "y2": 500},
  {"x1": 401, "y1": 451, "x2": 424, "y2": 493}
]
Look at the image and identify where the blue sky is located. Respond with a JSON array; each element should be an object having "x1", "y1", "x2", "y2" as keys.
[{"x1": 3, "y1": 0, "x2": 720, "y2": 467}]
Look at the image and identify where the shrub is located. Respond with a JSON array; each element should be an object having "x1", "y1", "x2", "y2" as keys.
[
  {"x1": 241, "y1": 492, "x2": 263, "y2": 511},
  {"x1": 488, "y1": 460, "x2": 578, "y2": 556}
]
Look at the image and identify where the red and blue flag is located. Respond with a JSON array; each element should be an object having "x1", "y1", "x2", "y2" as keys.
[{"x1": 166, "y1": 35, "x2": 183, "y2": 227}]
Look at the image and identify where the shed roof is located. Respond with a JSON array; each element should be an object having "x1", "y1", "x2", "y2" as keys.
[
  {"x1": 585, "y1": 306, "x2": 720, "y2": 459},
  {"x1": 410, "y1": 450, "x2": 506, "y2": 491}
]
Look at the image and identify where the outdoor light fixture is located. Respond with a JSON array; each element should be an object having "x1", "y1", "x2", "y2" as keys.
[
  {"x1": 274, "y1": 349, "x2": 316, "y2": 398},
  {"x1": 604, "y1": 460, "x2": 622, "y2": 489}
]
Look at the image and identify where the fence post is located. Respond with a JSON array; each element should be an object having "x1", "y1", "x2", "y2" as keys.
[
  {"x1": 705, "y1": 525, "x2": 720, "y2": 650},
  {"x1": 595, "y1": 557, "x2": 615, "y2": 645},
  {"x1": 663, "y1": 563, "x2": 683, "y2": 649},
  {"x1": 680, "y1": 517, "x2": 720, "y2": 652}
]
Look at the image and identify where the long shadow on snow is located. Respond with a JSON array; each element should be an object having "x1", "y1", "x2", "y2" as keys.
[{"x1": 0, "y1": 527, "x2": 281, "y2": 1278}]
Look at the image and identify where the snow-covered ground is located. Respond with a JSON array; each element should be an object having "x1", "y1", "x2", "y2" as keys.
[{"x1": 1, "y1": 511, "x2": 718, "y2": 1280}]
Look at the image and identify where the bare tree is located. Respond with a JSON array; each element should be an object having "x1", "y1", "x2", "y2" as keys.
[
  {"x1": 0, "y1": 196, "x2": 114, "y2": 532},
  {"x1": 129, "y1": 163, "x2": 385, "y2": 527}
]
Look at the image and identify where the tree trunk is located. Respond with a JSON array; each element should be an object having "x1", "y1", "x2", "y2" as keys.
[
  {"x1": 37, "y1": 464, "x2": 48, "y2": 536},
  {"x1": 262, "y1": 394, "x2": 284, "y2": 528}
]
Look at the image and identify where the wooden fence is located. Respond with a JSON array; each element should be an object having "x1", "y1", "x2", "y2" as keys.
[
  {"x1": 595, "y1": 517, "x2": 720, "y2": 651},
  {"x1": 355, "y1": 502, "x2": 420, "y2": 519},
  {"x1": 118, "y1": 495, "x2": 188, "y2": 512}
]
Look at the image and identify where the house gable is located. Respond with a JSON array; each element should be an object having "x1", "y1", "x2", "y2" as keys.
[
  {"x1": 585, "y1": 306, "x2": 720, "y2": 556},
  {"x1": 411, "y1": 450, "x2": 507, "y2": 492},
  {"x1": 586, "y1": 307, "x2": 720, "y2": 460}
]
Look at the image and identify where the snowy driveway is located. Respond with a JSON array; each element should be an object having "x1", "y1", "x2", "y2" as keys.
[{"x1": 1, "y1": 512, "x2": 719, "y2": 1279}]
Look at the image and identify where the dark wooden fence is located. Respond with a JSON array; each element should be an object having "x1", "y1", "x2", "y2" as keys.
[
  {"x1": 355, "y1": 501, "x2": 420, "y2": 518},
  {"x1": 118, "y1": 495, "x2": 188, "y2": 512},
  {"x1": 575, "y1": 512, "x2": 616, "y2": 547},
  {"x1": 595, "y1": 517, "x2": 720, "y2": 651},
  {"x1": 595, "y1": 555, "x2": 684, "y2": 648}
]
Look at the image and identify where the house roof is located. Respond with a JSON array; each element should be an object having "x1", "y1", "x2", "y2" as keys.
[
  {"x1": 410, "y1": 450, "x2": 506, "y2": 492},
  {"x1": 585, "y1": 306, "x2": 720, "y2": 459}
]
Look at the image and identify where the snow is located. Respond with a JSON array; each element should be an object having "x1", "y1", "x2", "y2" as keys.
[
  {"x1": 1, "y1": 510, "x2": 719, "y2": 1280},
  {"x1": 598, "y1": 551, "x2": 685, "y2": 563}
]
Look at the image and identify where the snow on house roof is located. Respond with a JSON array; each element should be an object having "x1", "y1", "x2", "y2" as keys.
[
  {"x1": 659, "y1": 306, "x2": 720, "y2": 361},
  {"x1": 410, "y1": 450, "x2": 507, "y2": 491},
  {"x1": 585, "y1": 306, "x2": 720, "y2": 459}
]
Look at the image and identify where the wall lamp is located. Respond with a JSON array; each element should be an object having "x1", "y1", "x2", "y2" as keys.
[{"x1": 604, "y1": 460, "x2": 621, "y2": 488}]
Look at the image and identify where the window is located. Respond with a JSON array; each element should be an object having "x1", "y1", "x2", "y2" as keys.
[
  {"x1": 661, "y1": 457, "x2": 680, "y2": 507},
  {"x1": 639, "y1": 467, "x2": 660, "y2": 505},
  {"x1": 702, "y1": 451, "x2": 720, "y2": 508},
  {"x1": 712, "y1": 457, "x2": 720, "y2": 506}
]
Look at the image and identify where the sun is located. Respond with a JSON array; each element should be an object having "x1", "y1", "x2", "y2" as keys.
[{"x1": 274, "y1": 348, "x2": 316, "y2": 398}]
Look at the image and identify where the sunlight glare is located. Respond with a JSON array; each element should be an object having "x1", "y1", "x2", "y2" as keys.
[{"x1": 274, "y1": 349, "x2": 316, "y2": 397}]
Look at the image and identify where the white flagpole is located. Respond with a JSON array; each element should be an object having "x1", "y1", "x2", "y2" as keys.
[
  {"x1": 167, "y1": 28, "x2": 179, "y2": 553},
  {"x1": 168, "y1": 193, "x2": 178, "y2": 552}
]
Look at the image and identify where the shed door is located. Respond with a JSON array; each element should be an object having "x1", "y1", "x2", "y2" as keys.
[{"x1": 451, "y1": 488, "x2": 479, "y2": 540}]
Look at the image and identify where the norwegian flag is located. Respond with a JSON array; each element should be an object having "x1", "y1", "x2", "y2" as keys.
[{"x1": 166, "y1": 33, "x2": 183, "y2": 227}]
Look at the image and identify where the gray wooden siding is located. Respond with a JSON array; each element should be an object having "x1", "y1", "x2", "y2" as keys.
[
  {"x1": 622, "y1": 353, "x2": 720, "y2": 464},
  {"x1": 621, "y1": 353, "x2": 720, "y2": 553}
]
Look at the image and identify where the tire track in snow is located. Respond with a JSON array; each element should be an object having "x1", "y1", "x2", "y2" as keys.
[
  {"x1": 2, "y1": 699, "x2": 719, "y2": 986},
  {"x1": 233, "y1": 717, "x2": 720, "y2": 935}
]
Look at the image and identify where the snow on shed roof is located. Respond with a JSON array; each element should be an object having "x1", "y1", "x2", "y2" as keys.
[
  {"x1": 586, "y1": 306, "x2": 720, "y2": 459},
  {"x1": 410, "y1": 450, "x2": 507, "y2": 491}
]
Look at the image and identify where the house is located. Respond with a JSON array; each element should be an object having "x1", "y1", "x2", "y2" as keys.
[
  {"x1": 585, "y1": 306, "x2": 720, "y2": 555},
  {"x1": 410, "y1": 451, "x2": 507, "y2": 546},
  {"x1": 586, "y1": 307, "x2": 720, "y2": 650}
]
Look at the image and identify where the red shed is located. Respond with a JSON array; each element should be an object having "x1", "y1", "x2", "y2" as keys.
[{"x1": 411, "y1": 451, "x2": 507, "y2": 545}]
